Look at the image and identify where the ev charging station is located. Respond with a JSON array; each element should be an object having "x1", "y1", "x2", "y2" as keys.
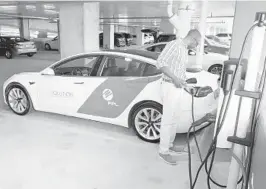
[{"x1": 211, "y1": 12, "x2": 266, "y2": 189}]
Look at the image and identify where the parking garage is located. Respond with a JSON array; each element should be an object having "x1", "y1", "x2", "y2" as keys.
[{"x1": 0, "y1": 1, "x2": 266, "y2": 189}]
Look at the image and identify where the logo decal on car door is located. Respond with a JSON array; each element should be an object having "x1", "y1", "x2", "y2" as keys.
[{"x1": 77, "y1": 76, "x2": 160, "y2": 118}]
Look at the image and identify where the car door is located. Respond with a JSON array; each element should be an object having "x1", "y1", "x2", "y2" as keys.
[
  {"x1": 76, "y1": 55, "x2": 152, "y2": 119},
  {"x1": 33, "y1": 55, "x2": 104, "y2": 115},
  {"x1": 50, "y1": 36, "x2": 59, "y2": 49}
]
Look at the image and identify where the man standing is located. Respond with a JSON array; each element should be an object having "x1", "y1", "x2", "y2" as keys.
[{"x1": 156, "y1": 11, "x2": 201, "y2": 164}]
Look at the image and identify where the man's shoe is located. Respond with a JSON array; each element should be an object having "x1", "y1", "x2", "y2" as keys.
[
  {"x1": 169, "y1": 146, "x2": 188, "y2": 153},
  {"x1": 159, "y1": 153, "x2": 177, "y2": 165}
]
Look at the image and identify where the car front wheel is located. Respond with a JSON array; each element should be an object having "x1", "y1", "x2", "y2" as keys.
[
  {"x1": 6, "y1": 86, "x2": 31, "y2": 115},
  {"x1": 5, "y1": 50, "x2": 12, "y2": 59},
  {"x1": 27, "y1": 53, "x2": 34, "y2": 57},
  {"x1": 45, "y1": 43, "x2": 51, "y2": 50},
  {"x1": 131, "y1": 102, "x2": 162, "y2": 143}
]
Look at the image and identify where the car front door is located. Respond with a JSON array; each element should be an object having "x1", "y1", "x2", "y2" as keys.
[
  {"x1": 76, "y1": 55, "x2": 154, "y2": 119},
  {"x1": 50, "y1": 36, "x2": 59, "y2": 49},
  {"x1": 32, "y1": 55, "x2": 104, "y2": 115}
]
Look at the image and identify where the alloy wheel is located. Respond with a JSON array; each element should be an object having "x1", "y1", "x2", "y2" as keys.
[
  {"x1": 134, "y1": 108, "x2": 162, "y2": 141},
  {"x1": 8, "y1": 88, "x2": 28, "y2": 114}
]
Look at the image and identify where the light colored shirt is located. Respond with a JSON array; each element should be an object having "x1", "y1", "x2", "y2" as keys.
[{"x1": 156, "y1": 38, "x2": 188, "y2": 81}]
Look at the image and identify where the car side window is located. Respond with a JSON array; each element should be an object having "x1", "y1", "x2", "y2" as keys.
[
  {"x1": 143, "y1": 64, "x2": 162, "y2": 76},
  {"x1": 100, "y1": 56, "x2": 145, "y2": 77},
  {"x1": 53, "y1": 56, "x2": 100, "y2": 77}
]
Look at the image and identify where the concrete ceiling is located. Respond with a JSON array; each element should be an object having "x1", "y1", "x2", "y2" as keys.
[{"x1": 0, "y1": 1, "x2": 236, "y2": 28}]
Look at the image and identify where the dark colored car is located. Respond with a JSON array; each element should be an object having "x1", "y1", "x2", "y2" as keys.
[
  {"x1": 121, "y1": 33, "x2": 134, "y2": 46},
  {"x1": 155, "y1": 34, "x2": 229, "y2": 55},
  {"x1": 0, "y1": 36, "x2": 37, "y2": 59},
  {"x1": 99, "y1": 32, "x2": 126, "y2": 48}
]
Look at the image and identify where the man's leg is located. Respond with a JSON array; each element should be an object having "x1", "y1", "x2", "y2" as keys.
[
  {"x1": 159, "y1": 82, "x2": 175, "y2": 154},
  {"x1": 159, "y1": 83, "x2": 183, "y2": 165}
]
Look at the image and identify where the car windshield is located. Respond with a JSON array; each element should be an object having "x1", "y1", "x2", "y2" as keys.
[{"x1": 115, "y1": 33, "x2": 124, "y2": 38}]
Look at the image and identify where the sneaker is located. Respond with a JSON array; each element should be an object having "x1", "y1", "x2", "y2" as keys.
[
  {"x1": 170, "y1": 145, "x2": 195, "y2": 155},
  {"x1": 158, "y1": 153, "x2": 177, "y2": 165},
  {"x1": 169, "y1": 146, "x2": 187, "y2": 153}
]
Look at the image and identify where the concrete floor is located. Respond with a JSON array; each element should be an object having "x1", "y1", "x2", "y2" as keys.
[{"x1": 0, "y1": 51, "x2": 230, "y2": 189}]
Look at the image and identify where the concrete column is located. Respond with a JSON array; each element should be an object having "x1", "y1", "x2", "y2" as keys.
[
  {"x1": 195, "y1": 0, "x2": 208, "y2": 71},
  {"x1": 59, "y1": 2, "x2": 99, "y2": 59},
  {"x1": 136, "y1": 27, "x2": 144, "y2": 46},
  {"x1": 103, "y1": 25, "x2": 114, "y2": 49},
  {"x1": 20, "y1": 18, "x2": 30, "y2": 39}
]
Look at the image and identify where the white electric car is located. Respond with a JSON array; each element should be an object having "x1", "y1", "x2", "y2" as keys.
[
  {"x1": 140, "y1": 42, "x2": 228, "y2": 75},
  {"x1": 3, "y1": 50, "x2": 219, "y2": 142}
]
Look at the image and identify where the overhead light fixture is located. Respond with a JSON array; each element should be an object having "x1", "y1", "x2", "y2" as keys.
[
  {"x1": 44, "y1": 4, "x2": 55, "y2": 10},
  {"x1": 25, "y1": 5, "x2": 36, "y2": 11}
]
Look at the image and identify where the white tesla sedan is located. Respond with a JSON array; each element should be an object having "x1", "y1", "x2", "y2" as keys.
[
  {"x1": 140, "y1": 42, "x2": 228, "y2": 75},
  {"x1": 3, "y1": 50, "x2": 219, "y2": 142}
]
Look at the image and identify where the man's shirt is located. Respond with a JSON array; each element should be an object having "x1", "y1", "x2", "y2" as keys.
[{"x1": 156, "y1": 38, "x2": 188, "y2": 81}]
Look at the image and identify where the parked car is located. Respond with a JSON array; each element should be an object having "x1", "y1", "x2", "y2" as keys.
[
  {"x1": 206, "y1": 35, "x2": 230, "y2": 46},
  {"x1": 144, "y1": 33, "x2": 154, "y2": 44},
  {"x1": 121, "y1": 33, "x2": 134, "y2": 46},
  {"x1": 155, "y1": 34, "x2": 229, "y2": 56},
  {"x1": 155, "y1": 33, "x2": 176, "y2": 43},
  {"x1": 45, "y1": 36, "x2": 59, "y2": 51},
  {"x1": 3, "y1": 49, "x2": 219, "y2": 143},
  {"x1": 99, "y1": 32, "x2": 126, "y2": 48},
  {"x1": 0, "y1": 36, "x2": 37, "y2": 59},
  {"x1": 139, "y1": 42, "x2": 228, "y2": 75},
  {"x1": 216, "y1": 33, "x2": 232, "y2": 45}
]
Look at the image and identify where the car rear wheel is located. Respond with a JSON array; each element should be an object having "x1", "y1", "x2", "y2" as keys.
[
  {"x1": 131, "y1": 102, "x2": 162, "y2": 143},
  {"x1": 27, "y1": 53, "x2": 34, "y2": 57},
  {"x1": 208, "y1": 64, "x2": 223, "y2": 75},
  {"x1": 5, "y1": 50, "x2": 12, "y2": 59},
  {"x1": 6, "y1": 86, "x2": 31, "y2": 115},
  {"x1": 45, "y1": 43, "x2": 51, "y2": 50}
]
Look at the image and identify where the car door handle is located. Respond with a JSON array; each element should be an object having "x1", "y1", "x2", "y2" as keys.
[{"x1": 74, "y1": 82, "x2": 84, "y2": 84}]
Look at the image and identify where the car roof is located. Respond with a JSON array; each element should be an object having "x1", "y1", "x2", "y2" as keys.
[{"x1": 102, "y1": 49, "x2": 159, "y2": 60}]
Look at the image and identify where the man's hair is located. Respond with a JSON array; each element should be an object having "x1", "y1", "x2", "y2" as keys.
[{"x1": 186, "y1": 29, "x2": 201, "y2": 41}]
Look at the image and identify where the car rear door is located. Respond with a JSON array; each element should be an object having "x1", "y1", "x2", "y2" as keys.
[{"x1": 76, "y1": 55, "x2": 152, "y2": 119}]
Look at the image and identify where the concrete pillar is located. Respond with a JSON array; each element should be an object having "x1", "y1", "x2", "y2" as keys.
[
  {"x1": 20, "y1": 18, "x2": 30, "y2": 39},
  {"x1": 195, "y1": 0, "x2": 208, "y2": 71},
  {"x1": 59, "y1": 2, "x2": 99, "y2": 59},
  {"x1": 136, "y1": 27, "x2": 144, "y2": 46},
  {"x1": 103, "y1": 25, "x2": 114, "y2": 49}
]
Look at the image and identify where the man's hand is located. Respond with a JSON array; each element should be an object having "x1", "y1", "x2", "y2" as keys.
[{"x1": 173, "y1": 78, "x2": 187, "y2": 88}]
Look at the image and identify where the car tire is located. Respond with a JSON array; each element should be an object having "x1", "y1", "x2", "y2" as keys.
[
  {"x1": 45, "y1": 43, "x2": 51, "y2": 50},
  {"x1": 131, "y1": 102, "x2": 162, "y2": 143},
  {"x1": 27, "y1": 53, "x2": 34, "y2": 57},
  {"x1": 6, "y1": 85, "x2": 32, "y2": 116},
  {"x1": 5, "y1": 50, "x2": 12, "y2": 59},
  {"x1": 208, "y1": 64, "x2": 223, "y2": 75}
]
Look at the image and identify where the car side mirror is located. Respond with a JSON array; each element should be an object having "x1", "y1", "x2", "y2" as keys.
[
  {"x1": 186, "y1": 78, "x2": 197, "y2": 84},
  {"x1": 41, "y1": 67, "x2": 55, "y2": 76}
]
